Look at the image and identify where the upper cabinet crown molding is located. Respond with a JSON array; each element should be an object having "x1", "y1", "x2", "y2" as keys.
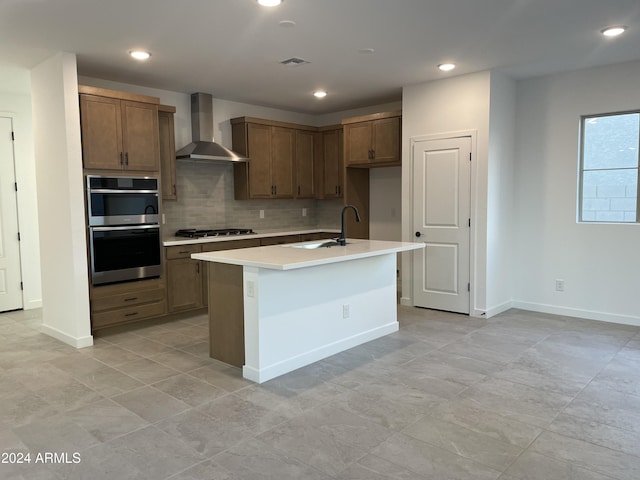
[{"x1": 78, "y1": 85, "x2": 160, "y2": 105}]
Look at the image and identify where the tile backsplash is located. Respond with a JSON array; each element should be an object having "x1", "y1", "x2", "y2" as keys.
[{"x1": 162, "y1": 160, "x2": 343, "y2": 235}]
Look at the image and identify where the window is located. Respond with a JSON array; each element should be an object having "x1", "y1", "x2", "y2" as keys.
[{"x1": 579, "y1": 112, "x2": 639, "y2": 223}]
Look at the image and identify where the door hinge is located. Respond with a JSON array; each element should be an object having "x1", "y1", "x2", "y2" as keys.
[
  {"x1": 20, "y1": 281, "x2": 24, "y2": 291},
  {"x1": 11, "y1": 131, "x2": 15, "y2": 141},
  {"x1": 467, "y1": 283, "x2": 470, "y2": 292},
  {"x1": 469, "y1": 152, "x2": 472, "y2": 161},
  {"x1": 468, "y1": 218, "x2": 471, "y2": 227},
  {"x1": 17, "y1": 232, "x2": 21, "y2": 241},
  {"x1": 15, "y1": 182, "x2": 18, "y2": 192}
]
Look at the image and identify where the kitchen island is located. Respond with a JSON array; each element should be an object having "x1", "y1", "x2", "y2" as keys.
[{"x1": 192, "y1": 239, "x2": 424, "y2": 383}]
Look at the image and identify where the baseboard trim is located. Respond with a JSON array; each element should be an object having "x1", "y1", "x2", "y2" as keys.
[
  {"x1": 40, "y1": 324, "x2": 94, "y2": 348},
  {"x1": 24, "y1": 299, "x2": 43, "y2": 309},
  {"x1": 482, "y1": 301, "x2": 513, "y2": 318},
  {"x1": 512, "y1": 301, "x2": 640, "y2": 327},
  {"x1": 400, "y1": 296, "x2": 413, "y2": 306}
]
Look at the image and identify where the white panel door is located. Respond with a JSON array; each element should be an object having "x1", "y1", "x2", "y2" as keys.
[
  {"x1": 0, "y1": 117, "x2": 23, "y2": 312},
  {"x1": 413, "y1": 137, "x2": 471, "y2": 313}
]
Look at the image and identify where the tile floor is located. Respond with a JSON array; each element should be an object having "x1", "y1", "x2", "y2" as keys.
[{"x1": 1, "y1": 306, "x2": 639, "y2": 479}]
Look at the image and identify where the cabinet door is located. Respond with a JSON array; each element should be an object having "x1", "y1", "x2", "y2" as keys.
[
  {"x1": 345, "y1": 121, "x2": 372, "y2": 165},
  {"x1": 167, "y1": 258, "x2": 202, "y2": 312},
  {"x1": 80, "y1": 95, "x2": 123, "y2": 170},
  {"x1": 158, "y1": 111, "x2": 176, "y2": 200},
  {"x1": 371, "y1": 117, "x2": 400, "y2": 164},
  {"x1": 322, "y1": 129, "x2": 343, "y2": 198},
  {"x1": 271, "y1": 127, "x2": 294, "y2": 198},
  {"x1": 121, "y1": 101, "x2": 160, "y2": 171},
  {"x1": 247, "y1": 124, "x2": 273, "y2": 198},
  {"x1": 295, "y1": 130, "x2": 315, "y2": 198}
]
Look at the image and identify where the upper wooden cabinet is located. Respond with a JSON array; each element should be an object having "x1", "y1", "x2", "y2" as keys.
[
  {"x1": 158, "y1": 105, "x2": 177, "y2": 200},
  {"x1": 320, "y1": 126, "x2": 343, "y2": 198},
  {"x1": 232, "y1": 117, "x2": 313, "y2": 200},
  {"x1": 343, "y1": 111, "x2": 401, "y2": 167},
  {"x1": 295, "y1": 130, "x2": 316, "y2": 199},
  {"x1": 79, "y1": 86, "x2": 160, "y2": 172}
]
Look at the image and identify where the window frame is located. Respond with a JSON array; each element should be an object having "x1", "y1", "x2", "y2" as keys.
[{"x1": 578, "y1": 109, "x2": 640, "y2": 224}]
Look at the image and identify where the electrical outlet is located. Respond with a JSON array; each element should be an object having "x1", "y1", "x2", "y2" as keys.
[
  {"x1": 302, "y1": 208, "x2": 307, "y2": 217},
  {"x1": 342, "y1": 304, "x2": 350, "y2": 318},
  {"x1": 555, "y1": 279, "x2": 565, "y2": 292},
  {"x1": 246, "y1": 281, "x2": 255, "y2": 298},
  {"x1": 259, "y1": 210, "x2": 264, "y2": 219}
]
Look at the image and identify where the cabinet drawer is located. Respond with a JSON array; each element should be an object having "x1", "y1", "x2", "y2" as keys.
[
  {"x1": 202, "y1": 238, "x2": 261, "y2": 252},
  {"x1": 166, "y1": 244, "x2": 202, "y2": 259},
  {"x1": 91, "y1": 299, "x2": 166, "y2": 330},
  {"x1": 91, "y1": 287, "x2": 166, "y2": 312},
  {"x1": 260, "y1": 235, "x2": 300, "y2": 246},
  {"x1": 91, "y1": 300, "x2": 166, "y2": 329}
]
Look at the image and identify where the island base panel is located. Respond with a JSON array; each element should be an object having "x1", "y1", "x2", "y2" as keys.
[
  {"x1": 208, "y1": 263, "x2": 244, "y2": 367},
  {"x1": 242, "y1": 253, "x2": 398, "y2": 383}
]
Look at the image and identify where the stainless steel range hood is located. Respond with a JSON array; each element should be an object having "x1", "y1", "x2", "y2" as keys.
[{"x1": 176, "y1": 93, "x2": 248, "y2": 162}]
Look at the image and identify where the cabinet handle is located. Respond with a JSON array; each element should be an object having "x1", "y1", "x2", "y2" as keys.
[
  {"x1": 371, "y1": 149, "x2": 375, "y2": 159},
  {"x1": 335, "y1": 185, "x2": 338, "y2": 195},
  {"x1": 173, "y1": 184, "x2": 176, "y2": 195},
  {"x1": 338, "y1": 185, "x2": 341, "y2": 195},
  {"x1": 125, "y1": 312, "x2": 139, "y2": 317},
  {"x1": 297, "y1": 185, "x2": 300, "y2": 196},
  {"x1": 124, "y1": 297, "x2": 138, "y2": 302},
  {"x1": 125, "y1": 152, "x2": 129, "y2": 166}
]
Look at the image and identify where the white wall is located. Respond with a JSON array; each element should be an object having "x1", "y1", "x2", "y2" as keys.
[
  {"x1": 32, "y1": 53, "x2": 92, "y2": 346},
  {"x1": 0, "y1": 65, "x2": 42, "y2": 309},
  {"x1": 486, "y1": 71, "x2": 516, "y2": 316},
  {"x1": 401, "y1": 71, "x2": 491, "y2": 315},
  {"x1": 513, "y1": 60, "x2": 640, "y2": 325}
]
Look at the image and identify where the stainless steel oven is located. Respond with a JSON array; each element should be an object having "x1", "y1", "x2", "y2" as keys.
[
  {"x1": 89, "y1": 225, "x2": 162, "y2": 286},
  {"x1": 87, "y1": 175, "x2": 159, "y2": 226},
  {"x1": 87, "y1": 175, "x2": 162, "y2": 286}
]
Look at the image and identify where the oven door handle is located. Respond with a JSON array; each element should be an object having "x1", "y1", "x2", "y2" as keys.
[
  {"x1": 88, "y1": 189, "x2": 159, "y2": 195},
  {"x1": 90, "y1": 225, "x2": 159, "y2": 232}
]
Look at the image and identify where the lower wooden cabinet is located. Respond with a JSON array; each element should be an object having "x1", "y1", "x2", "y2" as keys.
[{"x1": 166, "y1": 244, "x2": 203, "y2": 313}]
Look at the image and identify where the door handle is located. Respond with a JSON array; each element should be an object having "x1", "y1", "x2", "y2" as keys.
[{"x1": 415, "y1": 232, "x2": 421, "y2": 237}]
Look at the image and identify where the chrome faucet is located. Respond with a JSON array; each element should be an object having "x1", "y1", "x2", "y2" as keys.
[{"x1": 338, "y1": 205, "x2": 361, "y2": 246}]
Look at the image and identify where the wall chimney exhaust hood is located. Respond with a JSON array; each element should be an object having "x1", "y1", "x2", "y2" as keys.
[{"x1": 176, "y1": 93, "x2": 248, "y2": 162}]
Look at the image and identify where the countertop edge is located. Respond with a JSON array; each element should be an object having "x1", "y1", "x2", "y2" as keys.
[{"x1": 192, "y1": 241, "x2": 424, "y2": 271}]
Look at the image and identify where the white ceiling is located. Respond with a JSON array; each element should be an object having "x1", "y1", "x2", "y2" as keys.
[{"x1": 1, "y1": 0, "x2": 639, "y2": 114}]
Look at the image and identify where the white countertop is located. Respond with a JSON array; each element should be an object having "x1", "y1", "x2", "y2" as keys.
[
  {"x1": 192, "y1": 239, "x2": 425, "y2": 270},
  {"x1": 163, "y1": 228, "x2": 340, "y2": 247}
]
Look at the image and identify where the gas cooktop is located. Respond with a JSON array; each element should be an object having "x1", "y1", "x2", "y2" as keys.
[{"x1": 175, "y1": 228, "x2": 255, "y2": 238}]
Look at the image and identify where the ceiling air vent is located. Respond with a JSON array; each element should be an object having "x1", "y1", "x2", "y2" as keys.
[{"x1": 280, "y1": 57, "x2": 309, "y2": 67}]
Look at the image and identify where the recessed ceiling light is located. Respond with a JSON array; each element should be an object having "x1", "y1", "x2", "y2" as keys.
[
  {"x1": 438, "y1": 63, "x2": 456, "y2": 72},
  {"x1": 129, "y1": 50, "x2": 151, "y2": 61},
  {"x1": 358, "y1": 48, "x2": 375, "y2": 54},
  {"x1": 601, "y1": 25, "x2": 627, "y2": 37},
  {"x1": 257, "y1": 0, "x2": 282, "y2": 6},
  {"x1": 313, "y1": 90, "x2": 327, "y2": 98},
  {"x1": 279, "y1": 20, "x2": 296, "y2": 27}
]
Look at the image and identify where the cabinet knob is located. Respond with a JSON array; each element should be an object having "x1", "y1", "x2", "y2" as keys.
[
  {"x1": 125, "y1": 152, "x2": 129, "y2": 165},
  {"x1": 415, "y1": 232, "x2": 422, "y2": 238}
]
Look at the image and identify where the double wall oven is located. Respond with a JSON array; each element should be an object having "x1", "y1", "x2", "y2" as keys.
[{"x1": 87, "y1": 175, "x2": 162, "y2": 286}]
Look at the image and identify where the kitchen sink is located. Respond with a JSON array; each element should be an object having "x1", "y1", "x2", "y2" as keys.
[{"x1": 287, "y1": 241, "x2": 344, "y2": 249}]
